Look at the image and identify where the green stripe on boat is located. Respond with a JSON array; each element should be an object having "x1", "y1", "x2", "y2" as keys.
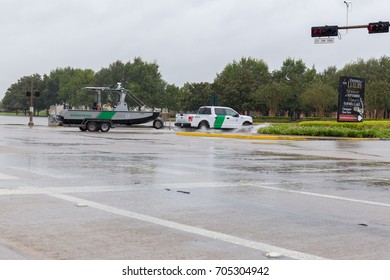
[{"x1": 97, "y1": 111, "x2": 116, "y2": 119}]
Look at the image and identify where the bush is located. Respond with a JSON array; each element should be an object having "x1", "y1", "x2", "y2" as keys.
[{"x1": 257, "y1": 121, "x2": 390, "y2": 138}]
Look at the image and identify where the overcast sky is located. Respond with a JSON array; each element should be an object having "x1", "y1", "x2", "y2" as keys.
[{"x1": 1, "y1": 0, "x2": 389, "y2": 100}]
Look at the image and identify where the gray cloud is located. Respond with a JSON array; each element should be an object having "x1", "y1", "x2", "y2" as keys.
[{"x1": 1, "y1": 0, "x2": 389, "y2": 99}]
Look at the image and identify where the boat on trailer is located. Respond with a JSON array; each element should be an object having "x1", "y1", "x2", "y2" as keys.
[{"x1": 56, "y1": 83, "x2": 163, "y2": 132}]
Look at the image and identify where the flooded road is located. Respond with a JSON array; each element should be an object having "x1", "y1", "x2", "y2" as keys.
[{"x1": 1, "y1": 118, "x2": 390, "y2": 260}]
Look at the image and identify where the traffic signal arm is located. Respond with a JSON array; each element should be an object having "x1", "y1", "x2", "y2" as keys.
[{"x1": 312, "y1": 22, "x2": 389, "y2": 37}]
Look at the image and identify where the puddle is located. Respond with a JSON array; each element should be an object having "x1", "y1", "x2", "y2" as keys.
[{"x1": 173, "y1": 123, "x2": 270, "y2": 135}]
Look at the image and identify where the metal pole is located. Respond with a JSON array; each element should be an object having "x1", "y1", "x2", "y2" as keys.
[
  {"x1": 338, "y1": 24, "x2": 368, "y2": 30},
  {"x1": 28, "y1": 80, "x2": 34, "y2": 126},
  {"x1": 343, "y1": 1, "x2": 352, "y2": 34}
]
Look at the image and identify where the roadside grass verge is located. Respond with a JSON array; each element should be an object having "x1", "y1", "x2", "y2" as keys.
[{"x1": 257, "y1": 120, "x2": 390, "y2": 138}]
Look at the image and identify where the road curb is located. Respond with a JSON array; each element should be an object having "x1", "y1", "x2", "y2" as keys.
[{"x1": 177, "y1": 131, "x2": 382, "y2": 141}]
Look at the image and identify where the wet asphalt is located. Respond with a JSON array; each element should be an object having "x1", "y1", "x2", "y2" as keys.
[{"x1": 1, "y1": 117, "x2": 390, "y2": 260}]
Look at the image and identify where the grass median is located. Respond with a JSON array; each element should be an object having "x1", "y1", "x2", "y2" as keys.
[{"x1": 257, "y1": 120, "x2": 390, "y2": 138}]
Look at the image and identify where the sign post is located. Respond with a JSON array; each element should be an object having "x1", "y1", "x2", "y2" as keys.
[
  {"x1": 27, "y1": 80, "x2": 34, "y2": 126},
  {"x1": 337, "y1": 76, "x2": 365, "y2": 122}
]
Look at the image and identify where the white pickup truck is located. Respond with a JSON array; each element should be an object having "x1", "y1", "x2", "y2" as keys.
[{"x1": 175, "y1": 106, "x2": 253, "y2": 129}]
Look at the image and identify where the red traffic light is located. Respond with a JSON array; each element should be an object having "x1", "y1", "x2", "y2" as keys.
[
  {"x1": 368, "y1": 21, "x2": 389, "y2": 33},
  {"x1": 311, "y1": 25, "x2": 339, "y2": 37}
]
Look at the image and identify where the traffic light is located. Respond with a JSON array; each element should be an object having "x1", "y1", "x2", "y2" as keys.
[
  {"x1": 311, "y1": 25, "x2": 339, "y2": 37},
  {"x1": 368, "y1": 21, "x2": 389, "y2": 34},
  {"x1": 26, "y1": 91, "x2": 31, "y2": 97}
]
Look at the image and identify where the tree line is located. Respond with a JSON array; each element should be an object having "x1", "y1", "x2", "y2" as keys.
[{"x1": 1, "y1": 56, "x2": 390, "y2": 118}]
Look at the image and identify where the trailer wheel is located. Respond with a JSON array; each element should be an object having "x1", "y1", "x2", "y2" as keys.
[
  {"x1": 86, "y1": 121, "x2": 99, "y2": 132},
  {"x1": 100, "y1": 122, "x2": 111, "y2": 132},
  {"x1": 153, "y1": 119, "x2": 164, "y2": 129},
  {"x1": 79, "y1": 127, "x2": 87, "y2": 132}
]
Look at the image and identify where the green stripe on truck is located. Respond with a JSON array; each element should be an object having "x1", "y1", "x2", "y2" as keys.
[{"x1": 214, "y1": 115, "x2": 225, "y2": 129}]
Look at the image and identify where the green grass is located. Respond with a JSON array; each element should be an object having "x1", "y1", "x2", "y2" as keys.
[
  {"x1": 0, "y1": 111, "x2": 48, "y2": 117},
  {"x1": 258, "y1": 121, "x2": 390, "y2": 138},
  {"x1": 0, "y1": 112, "x2": 23, "y2": 116}
]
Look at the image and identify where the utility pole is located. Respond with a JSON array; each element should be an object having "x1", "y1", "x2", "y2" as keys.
[
  {"x1": 28, "y1": 80, "x2": 34, "y2": 126},
  {"x1": 26, "y1": 79, "x2": 40, "y2": 127}
]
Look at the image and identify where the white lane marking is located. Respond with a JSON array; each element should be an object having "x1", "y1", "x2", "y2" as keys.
[
  {"x1": 0, "y1": 181, "x2": 263, "y2": 197},
  {"x1": 0, "y1": 186, "x2": 131, "y2": 196},
  {"x1": 248, "y1": 184, "x2": 390, "y2": 208},
  {"x1": 0, "y1": 182, "x2": 231, "y2": 196},
  {"x1": 2, "y1": 179, "x2": 390, "y2": 210},
  {"x1": 0, "y1": 173, "x2": 18, "y2": 180},
  {"x1": 48, "y1": 192, "x2": 325, "y2": 260},
  {"x1": 2, "y1": 180, "x2": 390, "y2": 210}
]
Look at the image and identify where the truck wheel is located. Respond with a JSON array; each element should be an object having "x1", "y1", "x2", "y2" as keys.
[
  {"x1": 198, "y1": 121, "x2": 209, "y2": 130},
  {"x1": 79, "y1": 126, "x2": 87, "y2": 132},
  {"x1": 243, "y1": 122, "x2": 252, "y2": 126},
  {"x1": 153, "y1": 119, "x2": 164, "y2": 129},
  {"x1": 86, "y1": 121, "x2": 99, "y2": 132},
  {"x1": 100, "y1": 122, "x2": 111, "y2": 132}
]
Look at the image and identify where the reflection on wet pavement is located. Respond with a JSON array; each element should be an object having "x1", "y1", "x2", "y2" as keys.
[{"x1": 1, "y1": 118, "x2": 390, "y2": 260}]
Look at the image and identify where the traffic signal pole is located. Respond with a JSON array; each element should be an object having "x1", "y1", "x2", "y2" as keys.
[
  {"x1": 28, "y1": 80, "x2": 34, "y2": 126},
  {"x1": 338, "y1": 24, "x2": 368, "y2": 30},
  {"x1": 311, "y1": 21, "x2": 389, "y2": 37},
  {"x1": 26, "y1": 80, "x2": 40, "y2": 127}
]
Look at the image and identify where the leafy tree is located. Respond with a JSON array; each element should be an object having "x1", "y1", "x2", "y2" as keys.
[
  {"x1": 178, "y1": 82, "x2": 214, "y2": 112},
  {"x1": 41, "y1": 74, "x2": 60, "y2": 111},
  {"x1": 126, "y1": 57, "x2": 166, "y2": 110},
  {"x1": 2, "y1": 74, "x2": 42, "y2": 114},
  {"x1": 272, "y1": 58, "x2": 316, "y2": 116},
  {"x1": 3, "y1": 55, "x2": 390, "y2": 119},
  {"x1": 366, "y1": 80, "x2": 390, "y2": 118},
  {"x1": 95, "y1": 58, "x2": 166, "y2": 110},
  {"x1": 318, "y1": 66, "x2": 338, "y2": 89},
  {"x1": 378, "y1": 56, "x2": 390, "y2": 83},
  {"x1": 252, "y1": 81, "x2": 286, "y2": 116},
  {"x1": 301, "y1": 82, "x2": 337, "y2": 117},
  {"x1": 43, "y1": 67, "x2": 95, "y2": 108},
  {"x1": 95, "y1": 60, "x2": 127, "y2": 87},
  {"x1": 162, "y1": 84, "x2": 180, "y2": 112},
  {"x1": 213, "y1": 57, "x2": 270, "y2": 112}
]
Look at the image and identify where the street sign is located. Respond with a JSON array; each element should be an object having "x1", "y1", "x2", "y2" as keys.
[
  {"x1": 337, "y1": 76, "x2": 365, "y2": 122},
  {"x1": 314, "y1": 38, "x2": 335, "y2": 44}
]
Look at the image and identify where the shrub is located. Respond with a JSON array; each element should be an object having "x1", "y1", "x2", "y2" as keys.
[{"x1": 257, "y1": 121, "x2": 390, "y2": 138}]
